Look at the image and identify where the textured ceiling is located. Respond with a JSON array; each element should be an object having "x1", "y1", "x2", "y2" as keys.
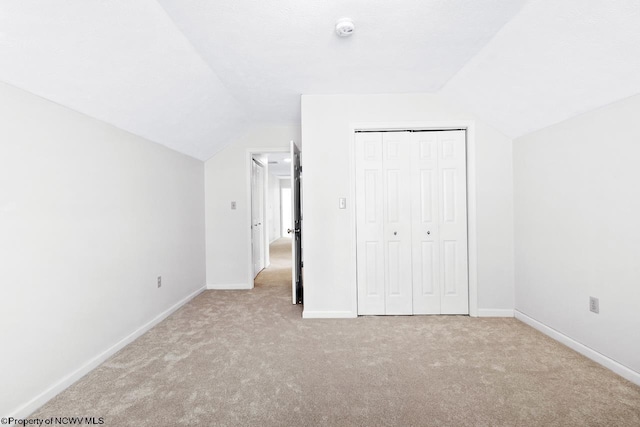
[{"x1": 1, "y1": 1, "x2": 639, "y2": 159}]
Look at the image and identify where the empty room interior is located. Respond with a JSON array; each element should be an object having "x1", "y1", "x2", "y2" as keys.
[{"x1": 1, "y1": 1, "x2": 640, "y2": 426}]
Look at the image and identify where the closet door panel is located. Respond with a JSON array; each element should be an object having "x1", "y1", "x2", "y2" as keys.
[
  {"x1": 411, "y1": 133, "x2": 441, "y2": 314},
  {"x1": 355, "y1": 133, "x2": 385, "y2": 314},
  {"x1": 437, "y1": 131, "x2": 469, "y2": 314},
  {"x1": 383, "y1": 132, "x2": 413, "y2": 315}
]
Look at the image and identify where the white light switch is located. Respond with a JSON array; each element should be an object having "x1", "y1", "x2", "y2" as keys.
[
  {"x1": 231, "y1": 201, "x2": 237, "y2": 210},
  {"x1": 339, "y1": 198, "x2": 346, "y2": 209}
]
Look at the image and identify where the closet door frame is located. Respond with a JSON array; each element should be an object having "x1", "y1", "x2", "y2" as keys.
[{"x1": 349, "y1": 121, "x2": 478, "y2": 317}]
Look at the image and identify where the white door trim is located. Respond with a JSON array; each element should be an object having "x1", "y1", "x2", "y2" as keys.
[
  {"x1": 245, "y1": 148, "x2": 289, "y2": 289},
  {"x1": 251, "y1": 158, "x2": 266, "y2": 275},
  {"x1": 349, "y1": 121, "x2": 478, "y2": 317}
]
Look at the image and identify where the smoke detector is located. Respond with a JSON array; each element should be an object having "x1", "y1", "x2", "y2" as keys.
[{"x1": 335, "y1": 18, "x2": 355, "y2": 37}]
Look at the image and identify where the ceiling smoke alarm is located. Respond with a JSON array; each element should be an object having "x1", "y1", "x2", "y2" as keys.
[{"x1": 335, "y1": 18, "x2": 355, "y2": 37}]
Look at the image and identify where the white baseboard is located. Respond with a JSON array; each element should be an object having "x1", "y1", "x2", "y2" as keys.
[
  {"x1": 7, "y1": 285, "x2": 206, "y2": 419},
  {"x1": 302, "y1": 309, "x2": 514, "y2": 319},
  {"x1": 302, "y1": 310, "x2": 357, "y2": 319},
  {"x1": 206, "y1": 283, "x2": 251, "y2": 290},
  {"x1": 477, "y1": 308, "x2": 514, "y2": 317},
  {"x1": 515, "y1": 310, "x2": 640, "y2": 386}
]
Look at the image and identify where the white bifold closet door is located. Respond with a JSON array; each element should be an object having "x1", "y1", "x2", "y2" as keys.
[{"x1": 355, "y1": 130, "x2": 468, "y2": 315}]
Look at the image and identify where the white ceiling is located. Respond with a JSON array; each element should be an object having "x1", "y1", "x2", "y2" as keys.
[
  {"x1": 156, "y1": 0, "x2": 527, "y2": 124},
  {"x1": 1, "y1": 1, "x2": 639, "y2": 159},
  {"x1": 0, "y1": 1, "x2": 248, "y2": 160},
  {"x1": 267, "y1": 153, "x2": 292, "y2": 178},
  {"x1": 441, "y1": 0, "x2": 640, "y2": 138}
]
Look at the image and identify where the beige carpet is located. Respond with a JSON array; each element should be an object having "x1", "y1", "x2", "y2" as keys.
[{"x1": 32, "y1": 237, "x2": 640, "y2": 426}]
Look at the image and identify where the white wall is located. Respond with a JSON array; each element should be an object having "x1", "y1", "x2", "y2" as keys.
[
  {"x1": 280, "y1": 178, "x2": 291, "y2": 189},
  {"x1": 301, "y1": 94, "x2": 514, "y2": 317},
  {"x1": 0, "y1": 82, "x2": 206, "y2": 417},
  {"x1": 281, "y1": 179, "x2": 292, "y2": 236},
  {"x1": 205, "y1": 125, "x2": 300, "y2": 288},
  {"x1": 514, "y1": 94, "x2": 640, "y2": 377},
  {"x1": 267, "y1": 171, "x2": 281, "y2": 243}
]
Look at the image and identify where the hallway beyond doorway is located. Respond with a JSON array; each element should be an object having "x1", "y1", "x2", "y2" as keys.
[{"x1": 255, "y1": 237, "x2": 292, "y2": 290}]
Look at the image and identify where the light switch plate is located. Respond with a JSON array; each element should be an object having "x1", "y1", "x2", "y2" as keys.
[
  {"x1": 339, "y1": 198, "x2": 346, "y2": 209},
  {"x1": 231, "y1": 201, "x2": 237, "y2": 210}
]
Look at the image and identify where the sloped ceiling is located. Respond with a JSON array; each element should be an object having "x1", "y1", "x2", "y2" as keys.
[
  {"x1": 0, "y1": 1, "x2": 248, "y2": 160},
  {"x1": 441, "y1": 0, "x2": 640, "y2": 138},
  {"x1": 1, "y1": 1, "x2": 639, "y2": 159},
  {"x1": 155, "y1": 0, "x2": 526, "y2": 124}
]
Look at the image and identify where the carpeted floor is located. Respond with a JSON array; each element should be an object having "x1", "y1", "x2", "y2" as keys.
[{"x1": 32, "y1": 237, "x2": 640, "y2": 426}]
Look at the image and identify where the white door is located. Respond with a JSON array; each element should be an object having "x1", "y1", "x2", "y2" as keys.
[
  {"x1": 355, "y1": 132, "x2": 385, "y2": 314},
  {"x1": 382, "y1": 132, "x2": 413, "y2": 315},
  {"x1": 433, "y1": 130, "x2": 468, "y2": 314},
  {"x1": 355, "y1": 130, "x2": 468, "y2": 315},
  {"x1": 410, "y1": 132, "x2": 441, "y2": 314},
  {"x1": 251, "y1": 159, "x2": 265, "y2": 277},
  {"x1": 411, "y1": 130, "x2": 468, "y2": 314},
  {"x1": 355, "y1": 132, "x2": 413, "y2": 315}
]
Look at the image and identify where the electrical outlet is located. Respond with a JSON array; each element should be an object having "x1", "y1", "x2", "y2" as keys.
[
  {"x1": 157, "y1": 276, "x2": 162, "y2": 288},
  {"x1": 589, "y1": 296, "x2": 599, "y2": 314}
]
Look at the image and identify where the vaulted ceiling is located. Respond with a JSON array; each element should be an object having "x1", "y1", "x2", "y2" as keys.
[{"x1": 1, "y1": 1, "x2": 638, "y2": 160}]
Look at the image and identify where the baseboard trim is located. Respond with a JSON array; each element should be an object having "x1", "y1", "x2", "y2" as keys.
[
  {"x1": 6, "y1": 285, "x2": 206, "y2": 419},
  {"x1": 515, "y1": 310, "x2": 640, "y2": 386},
  {"x1": 477, "y1": 308, "x2": 514, "y2": 317},
  {"x1": 206, "y1": 283, "x2": 251, "y2": 290},
  {"x1": 302, "y1": 310, "x2": 357, "y2": 319}
]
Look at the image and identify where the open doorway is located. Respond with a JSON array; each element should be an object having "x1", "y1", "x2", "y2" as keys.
[
  {"x1": 281, "y1": 185, "x2": 292, "y2": 236},
  {"x1": 249, "y1": 149, "x2": 299, "y2": 302}
]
